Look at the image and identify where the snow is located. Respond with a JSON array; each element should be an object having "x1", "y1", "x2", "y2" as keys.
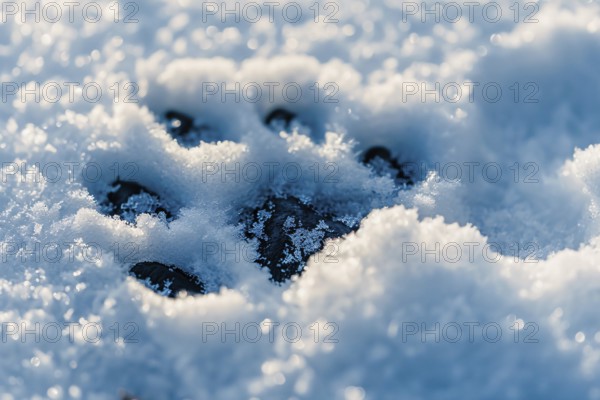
[{"x1": 2, "y1": 0, "x2": 600, "y2": 398}]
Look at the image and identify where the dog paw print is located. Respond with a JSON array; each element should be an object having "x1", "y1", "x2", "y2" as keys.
[{"x1": 89, "y1": 107, "x2": 415, "y2": 298}]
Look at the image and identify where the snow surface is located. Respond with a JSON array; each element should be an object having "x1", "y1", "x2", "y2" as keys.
[{"x1": 2, "y1": 0, "x2": 600, "y2": 398}]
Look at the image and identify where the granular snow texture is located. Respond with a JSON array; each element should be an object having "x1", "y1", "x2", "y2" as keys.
[{"x1": 2, "y1": 0, "x2": 600, "y2": 399}]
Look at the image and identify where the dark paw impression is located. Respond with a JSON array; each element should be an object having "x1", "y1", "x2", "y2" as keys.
[
  {"x1": 362, "y1": 146, "x2": 415, "y2": 186},
  {"x1": 163, "y1": 110, "x2": 216, "y2": 147},
  {"x1": 264, "y1": 108, "x2": 297, "y2": 132},
  {"x1": 130, "y1": 262, "x2": 205, "y2": 298},
  {"x1": 103, "y1": 180, "x2": 173, "y2": 223},
  {"x1": 244, "y1": 196, "x2": 353, "y2": 282}
]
